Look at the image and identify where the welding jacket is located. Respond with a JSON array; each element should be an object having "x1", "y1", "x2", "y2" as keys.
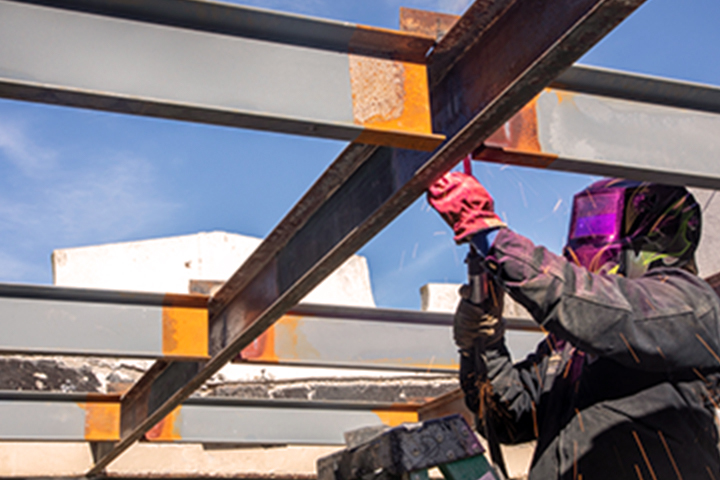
[{"x1": 461, "y1": 228, "x2": 720, "y2": 480}]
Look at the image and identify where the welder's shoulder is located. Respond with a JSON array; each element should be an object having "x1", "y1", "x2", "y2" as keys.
[{"x1": 644, "y1": 267, "x2": 720, "y2": 316}]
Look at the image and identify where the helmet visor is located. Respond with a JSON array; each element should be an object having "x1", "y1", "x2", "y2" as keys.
[{"x1": 570, "y1": 189, "x2": 625, "y2": 242}]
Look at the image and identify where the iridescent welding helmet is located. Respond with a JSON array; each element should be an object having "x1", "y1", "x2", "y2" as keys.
[{"x1": 563, "y1": 179, "x2": 701, "y2": 277}]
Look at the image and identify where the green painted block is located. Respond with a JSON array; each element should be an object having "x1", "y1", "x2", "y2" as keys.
[{"x1": 438, "y1": 455, "x2": 498, "y2": 480}]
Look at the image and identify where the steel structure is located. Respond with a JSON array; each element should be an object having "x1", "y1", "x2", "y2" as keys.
[{"x1": 7, "y1": 0, "x2": 720, "y2": 476}]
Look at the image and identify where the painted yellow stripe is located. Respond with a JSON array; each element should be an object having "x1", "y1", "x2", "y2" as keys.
[
  {"x1": 162, "y1": 306, "x2": 209, "y2": 359},
  {"x1": 81, "y1": 402, "x2": 120, "y2": 441}
]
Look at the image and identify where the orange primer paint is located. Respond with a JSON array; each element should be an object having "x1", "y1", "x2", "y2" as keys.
[
  {"x1": 372, "y1": 409, "x2": 418, "y2": 427},
  {"x1": 145, "y1": 406, "x2": 182, "y2": 442},
  {"x1": 349, "y1": 53, "x2": 443, "y2": 151},
  {"x1": 80, "y1": 402, "x2": 120, "y2": 441},
  {"x1": 162, "y1": 305, "x2": 208, "y2": 359}
]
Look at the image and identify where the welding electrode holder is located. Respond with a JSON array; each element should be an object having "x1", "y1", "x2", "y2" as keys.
[{"x1": 466, "y1": 246, "x2": 508, "y2": 480}]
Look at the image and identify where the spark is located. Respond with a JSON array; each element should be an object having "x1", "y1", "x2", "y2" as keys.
[
  {"x1": 518, "y1": 181, "x2": 528, "y2": 208},
  {"x1": 500, "y1": 164, "x2": 509, "y2": 171},
  {"x1": 488, "y1": 279, "x2": 499, "y2": 308},
  {"x1": 412, "y1": 242, "x2": 419, "y2": 259},
  {"x1": 634, "y1": 464, "x2": 645, "y2": 480},
  {"x1": 632, "y1": 431, "x2": 658, "y2": 480},
  {"x1": 696, "y1": 334, "x2": 720, "y2": 365},
  {"x1": 398, "y1": 250, "x2": 405, "y2": 270},
  {"x1": 657, "y1": 431, "x2": 683, "y2": 480},
  {"x1": 707, "y1": 466, "x2": 718, "y2": 480},
  {"x1": 656, "y1": 346, "x2": 666, "y2": 360},
  {"x1": 563, "y1": 354, "x2": 575, "y2": 378},
  {"x1": 619, "y1": 333, "x2": 641, "y2": 364},
  {"x1": 553, "y1": 198, "x2": 562, "y2": 213},
  {"x1": 566, "y1": 246, "x2": 582, "y2": 266},
  {"x1": 531, "y1": 401, "x2": 539, "y2": 438},
  {"x1": 575, "y1": 408, "x2": 585, "y2": 432},
  {"x1": 693, "y1": 368, "x2": 709, "y2": 384},
  {"x1": 573, "y1": 440, "x2": 579, "y2": 480},
  {"x1": 433, "y1": 231, "x2": 447, "y2": 236}
]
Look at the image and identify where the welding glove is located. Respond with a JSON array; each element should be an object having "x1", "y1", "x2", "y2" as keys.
[
  {"x1": 427, "y1": 172, "x2": 506, "y2": 243},
  {"x1": 454, "y1": 277, "x2": 505, "y2": 352}
]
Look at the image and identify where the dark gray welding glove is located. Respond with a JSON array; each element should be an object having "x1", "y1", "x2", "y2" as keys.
[{"x1": 454, "y1": 280, "x2": 505, "y2": 351}]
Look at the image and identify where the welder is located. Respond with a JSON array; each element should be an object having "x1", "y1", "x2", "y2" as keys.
[{"x1": 427, "y1": 173, "x2": 720, "y2": 479}]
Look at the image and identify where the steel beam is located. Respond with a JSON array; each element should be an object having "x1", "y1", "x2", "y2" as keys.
[
  {"x1": 0, "y1": 391, "x2": 416, "y2": 446},
  {"x1": 241, "y1": 303, "x2": 539, "y2": 372},
  {"x1": 146, "y1": 398, "x2": 418, "y2": 445},
  {"x1": 0, "y1": 0, "x2": 443, "y2": 150},
  {"x1": 477, "y1": 68, "x2": 720, "y2": 188},
  {"x1": 0, "y1": 392, "x2": 120, "y2": 442},
  {"x1": 0, "y1": 284, "x2": 208, "y2": 359},
  {"x1": 89, "y1": 0, "x2": 645, "y2": 474}
]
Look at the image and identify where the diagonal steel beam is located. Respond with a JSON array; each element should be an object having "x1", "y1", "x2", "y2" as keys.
[
  {"x1": 0, "y1": 0, "x2": 444, "y2": 150},
  {"x1": 88, "y1": 0, "x2": 646, "y2": 474}
]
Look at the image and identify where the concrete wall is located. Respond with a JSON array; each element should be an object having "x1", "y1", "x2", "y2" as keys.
[{"x1": 53, "y1": 231, "x2": 375, "y2": 307}]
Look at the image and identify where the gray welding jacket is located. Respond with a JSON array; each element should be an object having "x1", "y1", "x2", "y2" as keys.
[{"x1": 469, "y1": 228, "x2": 720, "y2": 480}]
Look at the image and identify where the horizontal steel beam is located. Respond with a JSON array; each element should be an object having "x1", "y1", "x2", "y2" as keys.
[
  {"x1": 0, "y1": 281, "x2": 536, "y2": 369},
  {"x1": 0, "y1": 283, "x2": 208, "y2": 359},
  {"x1": 0, "y1": 0, "x2": 444, "y2": 150},
  {"x1": 91, "y1": 0, "x2": 646, "y2": 474},
  {"x1": 477, "y1": 78, "x2": 720, "y2": 188},
  {"x1": 0, "y1": 391, "x2": 416, "y2": 445},
  {"x1": 0, "y1": 392, "x2": 120, "y2": 442},
  {"x1": 552, "y1": 65, "x2": 720, "y2": 115},
  {"x1": 146, "y1": 399, "x2": 418, "y2": 445},
  {"x1": 243, "y1": 303, "x2": 539, "y2": 372}
]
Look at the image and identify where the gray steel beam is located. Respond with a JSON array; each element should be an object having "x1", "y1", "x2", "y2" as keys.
[
  {"x1": 553, "y1": 64, "x2": 720, "y2": 115},
  {"x1": 0, "y1": 392, "x2": 120, "y2": 442},
  {"x1": 0, "y1": 391, "x2": 417, "y2": 445},
  {"x1": 0, "y1": 283, "x2": 208, "y2": 359},
  {"x1": 0, "y1": 0, "x2": 443, "y2": 150},
  {"x1": 243, "y1": 303, "x2": 539, "y2": 372},
  {"x1": 91, "y1": 0, "x2": 646, "y2": 474},
  {"x1": 0, "y1": 282, "x2": 537, "y2": 368},
  {"x1": 478, "y1": 79, "x2": 720, "y2": 188}
]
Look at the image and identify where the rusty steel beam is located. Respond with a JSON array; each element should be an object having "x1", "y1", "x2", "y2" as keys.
[
  {"x1": 0, "y1": 0, "x2": 444, "y2": 150},
  {"x1": 88, "y1": 0, "x2": 645, "y2": 474}
]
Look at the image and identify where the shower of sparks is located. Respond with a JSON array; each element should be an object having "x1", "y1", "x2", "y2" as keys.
[
  {"x1": 619, "y1": 332, "x2": 641, "y2": 364},
  {"x1": 657, "y1": 430, "x2": 683, "y2": 480},
  {"x1": 632, "y1": 431, "x2": 658, "y2": 480}
]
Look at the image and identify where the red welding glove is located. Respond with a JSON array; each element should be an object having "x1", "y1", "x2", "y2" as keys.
[{"x1": 427, "y1": 172, "x2": 506, "y2": 243}]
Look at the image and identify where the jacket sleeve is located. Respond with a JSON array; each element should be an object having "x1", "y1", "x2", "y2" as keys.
[
  {"x1": 485, "y1": 228, "x2": 720, "y2": 371},
  {"x1": 461, "y1": 340, "x2": 550, "y2": 445}
]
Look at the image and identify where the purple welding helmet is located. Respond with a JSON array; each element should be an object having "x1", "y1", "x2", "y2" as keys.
[{"x1": 563, "y1": 179, "x2": 701, "y2": 276}]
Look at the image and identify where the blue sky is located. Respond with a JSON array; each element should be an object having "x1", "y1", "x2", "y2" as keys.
[{"x1": 0, "y1": 0, "x2": 718, "y2": 308}]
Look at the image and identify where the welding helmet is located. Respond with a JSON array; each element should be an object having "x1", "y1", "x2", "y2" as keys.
[{"x1": 563, "y1": 179, "x2": 701, "y2": 277}]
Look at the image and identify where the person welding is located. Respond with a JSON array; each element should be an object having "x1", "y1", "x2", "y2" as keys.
[{"x1": 427, "y1": 172, "x2": 720, "y2": 479}]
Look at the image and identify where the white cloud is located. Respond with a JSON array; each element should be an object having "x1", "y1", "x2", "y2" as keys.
[{"x1": 0, "y1": 118, "x2": 56, "y2": 177}]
